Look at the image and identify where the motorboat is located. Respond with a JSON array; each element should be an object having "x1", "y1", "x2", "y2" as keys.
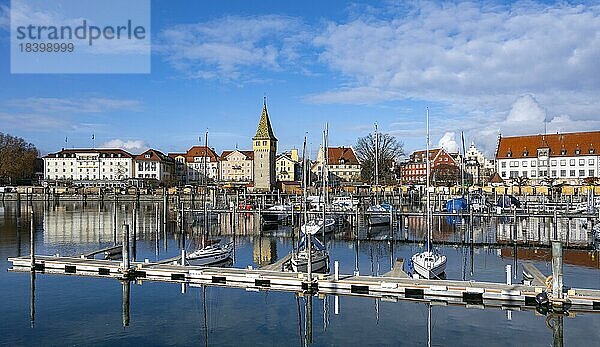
[
  {"x1": 367, "y1": 203, "x2": 392, "y2": 226},
  {"x1": 302, "y1": 218, "x2": 335, "y2": 235},
  {"x1": 262, "y1": 204, "x2": 292, "y2": 224}
]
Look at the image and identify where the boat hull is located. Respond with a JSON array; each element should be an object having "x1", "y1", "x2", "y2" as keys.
[
  {"x1": 291, "y1": 252, "x2": 329, "y2": 273},
  {"x1": 186, "y1": 244, "x2": 233, "y2": 266},
  {"x1": 367, "y1": 215, "x2": 390, "y2": 226},
  {"x1": 411, "y1": 252, "x2": 447, "y2": 279}
]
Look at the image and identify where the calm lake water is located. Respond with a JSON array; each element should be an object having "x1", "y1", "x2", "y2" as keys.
[{"x1": 1, "y1": 201, "x2": 600, "y2": 346}]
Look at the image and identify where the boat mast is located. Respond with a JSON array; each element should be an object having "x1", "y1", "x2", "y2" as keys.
[
  {"x1": 322, "y1": 127, "x2": 326, "y2": 239},
  {"x1": 302, "y1": 134, "x2": 312, "y2": 282},
  {"x1": 203, "y1": 130, "x2": 208, "y2": 246},
  {"x1": 426, "y1": 108, "x2": 431, "y2": 253},
  {"x1": 374, "y1": 122, "x2": 379, "y2": 203}
]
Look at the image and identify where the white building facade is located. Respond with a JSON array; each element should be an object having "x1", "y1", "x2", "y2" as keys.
[
  {"x1": 496, "y1": 132, "x2": 600, "y2": 185},
  {"x1": 43, "y1": 149, "x2": 134, "y2": 183}
]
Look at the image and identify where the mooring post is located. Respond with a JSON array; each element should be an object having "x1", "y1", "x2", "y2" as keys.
[
  {"x1": 122, "y1": 280, "x2": 130, "y2": 327},
  {"x1": 122, "y1": 224, "x2": 130, "y2": 277},
  {"x1": 334, "y1": 260, "x2": 339, "y2": 281},
  {"x1": 112, "y1": 198, "x2": 117, "y2": 245},
  {"x1": 506, "y1": 264, "x2": 512, "y2": 285},
  {"x1": 181, "y1": 249, "x2": 186, "y2": 266},
  {"x1": 30, "y1": 210, "x2": 35, "y2": 270},
  {"x1": 551, "y1": 241, "x2": 563, "y2": 300},
  {"x1": 16, "y1": 192, "x2": 21, "y2": 221},
  {"x1": 132, "y1": 204, "x2": 137, "y2": 262},
  {"x1": 163, "y1": 190, "x2": 168, "y2": 228}
]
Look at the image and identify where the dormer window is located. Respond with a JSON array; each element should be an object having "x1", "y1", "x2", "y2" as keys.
[
  {"x1": 145, "y1": 154, "x2": 150, "y2": 159},
  {"x1": 590, "y1": 148, "x2": 596, "y2": 154},
  {"x1": 575, "y1": 149, "x2": 581, "y2": 155},
  {"x1": 523, "y1": 150, "x2": 529, "y2": 156},
  {"x1": 507, "y1": 151, "x2": 512, "y2": 157},
  {"x1": 560, "y1": 149, "x2": 567, "y2": 155}
]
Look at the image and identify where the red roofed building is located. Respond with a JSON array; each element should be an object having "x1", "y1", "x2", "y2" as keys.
[
  {"x1": 496, "y1": 131, "x2": 600, "y2": 184},
  {"x1": 134, "y1": 149, "x2": 175, "y2": 182},
  {"x1": 399, "y1": 148, "x2": 457, "y2": 184},
  {"x1": 184, "y1": 146, "x2": 220, "y2": 183},
  {"x1": 311, "y1": 146, "x2": 361, "y2": 182}
]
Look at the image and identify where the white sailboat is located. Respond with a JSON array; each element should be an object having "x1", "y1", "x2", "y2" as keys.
[
  {"x1": 186, "y1": 130, "x2": 233, "y2": 265},
  {"x1": 412, "y1": 107, "x2": 447, "y2": 279},
  {"x1": 291, "y1": 133, "x2": 330, "y2": 273}
]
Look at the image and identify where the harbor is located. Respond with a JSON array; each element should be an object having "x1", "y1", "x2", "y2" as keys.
[{"x1": 3, "y1": 197, "x2": 600, "y2": 345}]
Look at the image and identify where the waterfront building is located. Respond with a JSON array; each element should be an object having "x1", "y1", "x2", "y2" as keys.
[
  {"x1": 465, "y1": 142, "x2": 495, "y2": 185},
  {"x1": 43, "y1": 148, "x2": 134, "y2": 186},
  {"x1": 311, "y1": 146, "x2": 361, "y2": 182},
  {"x1": 496, "y1": 131, "x2": 600, "y2": 185},
  {"x1": 184, "y1": 146, "x2": 220, "y2": 183},
  {"x1": 399, "y1": 148, "x2": 457, "y2": 184},
  {"x1": 276, "y1": 149, "x2": 300, "y2": 182},
  {"x1": 252, "y1": 99, "x2": 277, "y2": 191},
  {"x1": 134, "y1": 149, "x2": 175, "y2": 182},
  {"x1": 167, "y1": 153, "x2": 187, "y2": 185},
  {"x1": 220, "y1": 150, "x2": 254, "y2": 182}
]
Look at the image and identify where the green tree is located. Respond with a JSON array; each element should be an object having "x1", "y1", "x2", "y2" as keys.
[
  {"x1": 0, "y1": 132, "x2": 39, "y2": 184},
  {"x1": 355, "y1": 132, "x2": 404, "y2": 184}
]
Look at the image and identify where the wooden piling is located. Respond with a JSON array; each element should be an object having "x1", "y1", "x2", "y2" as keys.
[
  {"x1": 30, "y1": 210, "x2": 35, "y2": 270},
  {"x1": 122, "y1": 224, "x2": 130, "y2": 277},
  {"x1": 552, "y1": 241, "x2": 563, "y2": 300}
]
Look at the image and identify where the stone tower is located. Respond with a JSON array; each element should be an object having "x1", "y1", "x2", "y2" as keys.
[{"x1": 252, "y1": 98, "x2": 277, "y2": 191}]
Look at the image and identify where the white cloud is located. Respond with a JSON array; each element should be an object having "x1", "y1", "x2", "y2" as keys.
[
  {"x1": 310, "y1": 2, "x2": 600, "y2": 156},
  {"x1": 0, "y1": 111, "x2": 67, "y2": 130},
  {"x1": 506, "y1": 94, "x2": 546, "y2": 123},
  {"x1": 7, "y1": 97, "x2": 142, "y2": 114},
  {"x1": 101, "y1": 139, "x2": 148, "y2": 154},
  {"x1": 157, "y1": 15, "x2": 310, "y2": 80},
  {"x1": 438, "y1": 132, "x2": 459, "y2": 153}
]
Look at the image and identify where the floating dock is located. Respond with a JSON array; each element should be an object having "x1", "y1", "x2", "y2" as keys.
[{"x1": 8, "y1": 254, "x2": 600, "y2": 314}]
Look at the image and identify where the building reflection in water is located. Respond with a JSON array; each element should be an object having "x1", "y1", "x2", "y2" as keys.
[
  {"x1": 496, "y1": 216, "x2": 592, "y2": 247},
  {"x1": 253, "y1": 236, "x2": 277, "y2": 267}
]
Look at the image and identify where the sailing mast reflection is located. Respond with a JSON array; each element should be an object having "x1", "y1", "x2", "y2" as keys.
[{"x1": 121, "y1": 280, "x2": 130, "y2": 327}]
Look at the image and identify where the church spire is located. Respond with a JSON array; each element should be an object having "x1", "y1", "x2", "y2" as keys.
[{"x1": 253, "y1": 97, "x2": 277, "y2": 140}]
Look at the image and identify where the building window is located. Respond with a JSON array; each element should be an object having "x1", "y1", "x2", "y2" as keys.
[
  {"x1": 570, "y1": 170, "x2": 575, "y2": 177},
  {"x1": 579, "y1": 170, "x2": 585, "y2": 176},
  {"x1": 560, "y1": 160, "x2": 566, "y2": 166},
  {"x1": 590, "y1": 170, "x2": 595, "y2": 177},
  {"x1": 501, "y1": 162, "x2": 506, "y2": 168},
  {"x1": 590, "y1": 148, "x2": 596, "y2": 154},
  {"x1": 551, "y1": 160, "x2": 557, "y2": 166},
  {"x1": 561, "y1": 149, "x2": 567, "y2": 155},
  {"x1": 522, "y1": 161, "x2": 528, "y2": 167},
  {"x1": 589, "y1": 159, "x2": 595, "y2": 165},
  {"x1": 575, "y1": 149, "x2": 581, "y2": 155},
  {"x1": 579, "y1": 159, "x2": 585, "y2": 166},
  {"x1": 560, "y1": 170, "x2": 566, "y2": 177},
  {"x1": 531, "y1": 161, "x2": 536, "y2": 167},
  {"x1": 507, "y1": 151, "x2": 512, "y2": 157},
  {"x1": 531, "y1": 171, "x2": 536, "y2": 177},
  {"x1": 570, "y1": 159, "x2": 575, "y2": 166},
  {"x1": 551, "y1": 170, "x2": 557, "y2": 177}
]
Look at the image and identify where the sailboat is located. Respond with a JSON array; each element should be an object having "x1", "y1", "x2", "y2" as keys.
[
  {"x1": 291, "y1": 134, "x2": 330, "y2": 273},
  {"x1": 367, "y1": 122, "x2": 391, "y2": 227},
  {"x1": 412, "y1": 107, "x2": 447, "y2": 279},
  {"x1": 187, "y1": 130, "x2": 233, "y2": 265}
]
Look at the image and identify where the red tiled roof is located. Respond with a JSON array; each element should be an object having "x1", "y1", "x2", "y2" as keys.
[
  {"x1": 220, "y1": 150, "x2": 254, "y2": 160},
  {"x1": 327, "y1": 147, "x2": 359, "y2": 165},
  {"x1": 186, "y1": 146, "x2": 219, "y2": 162},
  {"x1": 497, "y1": 131, "x2": 600, "y2": 159},
  {"x1": 135, "y1": 149, "x2": 173, "y2": 162},
  {"x1": 44, "y1": 148, "x2": 134, "y2": 158}
]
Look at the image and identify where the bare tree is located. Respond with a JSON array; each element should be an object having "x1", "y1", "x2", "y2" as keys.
[
  {"x1": 355, "y1": 133, "x2": 404, "y2": 184},
  {"x1": 0, "y1": 132, "x2": 39, "y2": 185}
]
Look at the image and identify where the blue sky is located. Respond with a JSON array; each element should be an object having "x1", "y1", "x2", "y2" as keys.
[{"x1": 1, "y1": 0, "x2": 600, "y2": 158}]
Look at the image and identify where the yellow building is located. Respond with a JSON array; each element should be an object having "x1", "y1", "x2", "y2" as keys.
[
  {"x1": 276, "y1": 149, "x2": 299, "y2": 182},
  {"x1": 220, "y1": 150, "x2": 254, "y2": 182}
]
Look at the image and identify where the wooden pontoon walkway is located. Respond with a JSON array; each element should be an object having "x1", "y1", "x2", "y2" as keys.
[{"x1": 8, "y1": 254, "x2": 600, "y2": 314}]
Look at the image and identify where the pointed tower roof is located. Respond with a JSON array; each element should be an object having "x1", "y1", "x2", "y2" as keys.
[{"x1": 253, "y1": 98, "x2": 277, "y2": 141}]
